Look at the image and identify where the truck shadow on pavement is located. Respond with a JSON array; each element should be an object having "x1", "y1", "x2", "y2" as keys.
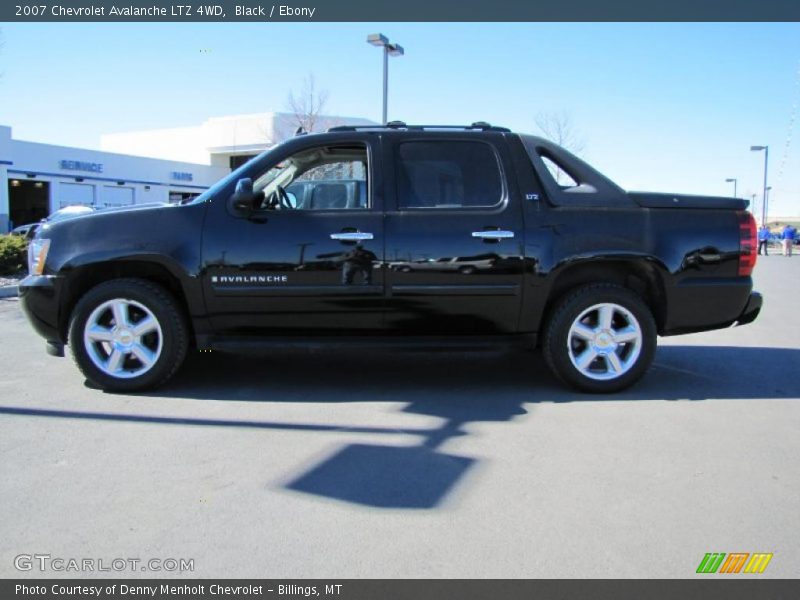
[
  {"x1": 2, "y1": 345, "x2": 798, "y2": 509},
  {"x1": 176, "y1": 344, "x2": 800, "y2": 508},
  {"x1": 159, "y1": 344, "x2": 800, "y2": 404}
]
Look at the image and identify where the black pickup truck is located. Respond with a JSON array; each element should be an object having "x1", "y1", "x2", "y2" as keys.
[{"x1": 19, "y1": 122, "x2": 762, "y2": 393}]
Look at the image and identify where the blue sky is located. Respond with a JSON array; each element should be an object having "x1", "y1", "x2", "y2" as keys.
[{"x1": 1, "y1": 22, "x2": 799, "y2": 215}]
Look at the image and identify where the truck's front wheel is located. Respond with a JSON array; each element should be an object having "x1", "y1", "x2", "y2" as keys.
[
  {"x1": 543, "y1": 284, "x2": 656, "y2": 393},
  {"x1": 69, "y1": 278, "x2": 188, "y2": 392}
]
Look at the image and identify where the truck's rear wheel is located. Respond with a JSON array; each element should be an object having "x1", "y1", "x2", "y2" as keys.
[
  {"x1": 543, "y1": 283, "x2": 656, "y2": 393},
  {"x1": 69, "y1": 278, "x2": 188, "y2": 392}
]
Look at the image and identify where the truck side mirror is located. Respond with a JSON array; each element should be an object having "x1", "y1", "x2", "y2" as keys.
[{"x1": 227, "y1": 178, "x2": 256, "y2": 215}]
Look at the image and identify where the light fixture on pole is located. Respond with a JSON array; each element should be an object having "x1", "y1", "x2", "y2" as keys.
[
  {"x1": 750, "y1": 145, "x2": 769, "y2": 226},
  {"x1": 725, "y1": 178, "x2": 738, "y2": 198},
  {"x1": 367, "y1": 33, "x2": 404, "y2": 124}
]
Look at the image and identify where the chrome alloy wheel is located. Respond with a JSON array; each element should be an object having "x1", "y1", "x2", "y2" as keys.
[
  {"x1": 83, "y1": 298, "x2": 163, "y2": 379},
  {"x1": 566, "y1": 302, "x2": 643, "y2": 381}
]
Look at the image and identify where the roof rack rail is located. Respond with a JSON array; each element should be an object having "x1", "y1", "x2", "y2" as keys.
[{"x1": 327, "y1": 121, "x2": 510, "y2": 133}]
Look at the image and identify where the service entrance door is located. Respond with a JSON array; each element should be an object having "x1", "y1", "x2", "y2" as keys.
[{"x1": 8, "y1": 178, "x2": 49, "y2": 226}]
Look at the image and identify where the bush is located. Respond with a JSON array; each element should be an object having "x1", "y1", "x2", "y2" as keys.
[{"x1": 0, "y1": 234, "x2": 28, "y2": 276}]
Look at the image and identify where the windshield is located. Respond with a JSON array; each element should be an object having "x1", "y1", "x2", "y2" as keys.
[
  {"x1": 188, "y1": 139, "x2": 292, "y2": 205},
  {"x1": 188, "y1": 160, "x2": 256, "y2": 205}
]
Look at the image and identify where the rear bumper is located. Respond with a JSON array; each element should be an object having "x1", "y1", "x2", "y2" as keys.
[
  {"x1": 735, "y1": 291, "x2": 762, "y2": 326},
  {"x1": 661, "y1": 278, "x2": 760, "y2": 335}
]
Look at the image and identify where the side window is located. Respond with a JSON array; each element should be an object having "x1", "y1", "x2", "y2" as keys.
[
  {"x1": 396, "y1": 141, "x2": 503, "y2": 209},
  {"x1": 296, "y1": 161, "x2": 367, "y2": 182},
  {"x1": 256, "y1": 144, "x2": 369, "y2": 211},
  {"x1": 540, "y1": 154, "x2": 579, "y2": 188}
]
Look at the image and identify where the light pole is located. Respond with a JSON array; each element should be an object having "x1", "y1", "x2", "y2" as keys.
[
  {"x1": 765, "y1": 186, "x2": 772, "y2": 223},
  {"x1": 750, "y1": 145, "x2": 769, "y2": 226},
  {"x1": 367, "y1": 33, "x2": 404, "y2": 124},
  {"x1": 725, "y1": 178, "x2": 738, "y2": 198}
]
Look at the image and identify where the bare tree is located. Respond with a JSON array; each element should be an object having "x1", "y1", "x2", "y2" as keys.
[
  {"x1": 286, "y1": 74, "x2": 330, "y2": 134},
  {"x1": 534, "y1": 111, "x2": 586, "y2": 184},
  {"x1": 534, "y1": 110, "x2": 586, "y2": 155}
]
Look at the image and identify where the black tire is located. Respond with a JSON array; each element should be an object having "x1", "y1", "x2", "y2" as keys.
[
  {"x1": 69, "y1": 278, "x2": 188, "y2": 392},
  {"x1": 543, "y1": 283, "x2": 656, "y2": 393}
]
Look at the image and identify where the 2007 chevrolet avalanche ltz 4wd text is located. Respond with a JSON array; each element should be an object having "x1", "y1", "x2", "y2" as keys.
[{"x1": 19, "y1": 122, "x2": 763, "y2": 393}]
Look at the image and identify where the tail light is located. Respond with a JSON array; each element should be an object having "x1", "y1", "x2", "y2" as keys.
[{"x1": 737, "y1": 211, "x2": 757, "y2": 277}]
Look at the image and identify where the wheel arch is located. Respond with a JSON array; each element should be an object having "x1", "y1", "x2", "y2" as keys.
[
  {"x1": 58, "y1": 259, "x2": 196, "y2": 344},
  {"x1": 540, "y1": 257, "x2": 669, "y2": 335}
]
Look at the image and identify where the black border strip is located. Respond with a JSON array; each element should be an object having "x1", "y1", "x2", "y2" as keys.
[
  {"x1": 3, "y1": 579, "x2": 800, "y2": 600},
  {"x1": 2, "y1": 0, "x2": 800, "y2": 22}
]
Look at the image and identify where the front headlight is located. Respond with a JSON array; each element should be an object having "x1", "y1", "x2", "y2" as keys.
[{"x1": 28, "y1": 239, "x2": 51, "y2": 275}]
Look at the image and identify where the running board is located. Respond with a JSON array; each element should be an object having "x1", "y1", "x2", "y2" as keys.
[{"x1": 202, "y1": 334, "x2": 537, "y2": 353}]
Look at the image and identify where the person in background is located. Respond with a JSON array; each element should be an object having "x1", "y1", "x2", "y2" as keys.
[
  {"x1": 758, "y1": 224, "x2": 771, "y2": 255},
  {"x1": 781, "y1": 223, "x2": 797, "y2": 257}
]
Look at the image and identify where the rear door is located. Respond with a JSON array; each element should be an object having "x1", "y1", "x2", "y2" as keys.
[{"x1": 383, "y1": 133, "x2": 525, "y2": 333}]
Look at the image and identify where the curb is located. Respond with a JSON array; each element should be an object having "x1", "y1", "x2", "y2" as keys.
[{"x1": 0, "y1": 286, "x2": 19, "y2": 299}]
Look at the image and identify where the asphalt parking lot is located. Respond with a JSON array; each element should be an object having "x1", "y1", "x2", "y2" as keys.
[{"x1": 1, "y1": 256, "x2": 798, "y2": 579}]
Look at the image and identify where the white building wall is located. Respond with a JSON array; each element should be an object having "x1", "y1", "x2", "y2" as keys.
[
  {"x1": 2, "y1": 125, "x2": 229, "y2": 232},
  {"x1": 100, "y1": 125, "x2": 210, "y2": 165},
  {"x1": 101, "y1": 112, "x2": 377, "y2": 166},
  {"x1": 0, "y1": 126, "x2": 13, "y2": 232},
  {"x1": 8, "y1": 138, "x2": 227, "y2": 188}
]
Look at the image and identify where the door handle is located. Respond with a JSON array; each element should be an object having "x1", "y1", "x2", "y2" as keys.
[
  {"x1": 471, "y1": 230, "x2": 515, "y2": 240},
  {"x1": 330, "y1": 232, "x2": 374, "y2": 241}
]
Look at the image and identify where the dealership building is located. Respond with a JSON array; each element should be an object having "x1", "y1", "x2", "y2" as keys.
[{"x1": 0, "y1": 112, "x2": 374, "y2": 233}]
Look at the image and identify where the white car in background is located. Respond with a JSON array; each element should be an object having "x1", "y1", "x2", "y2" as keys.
[
  {"x1": 10, "y1": 223, "x2": 38, "y2": 237},
  {"x1": 22, "y1": 205, "x2": 96, "y2": 239}
]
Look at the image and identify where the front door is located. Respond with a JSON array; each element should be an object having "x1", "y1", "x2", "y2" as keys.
[
  {"x1": 383, "y1": 135, "x2": 525, "y2": 333},
  {"x1": 202, "y1": 138, "x2": 385, "y2": 334}
]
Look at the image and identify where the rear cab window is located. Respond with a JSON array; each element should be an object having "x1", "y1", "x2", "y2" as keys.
[{"x1": 519, "y1": 134, "x2": 628, "y2": 207}]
